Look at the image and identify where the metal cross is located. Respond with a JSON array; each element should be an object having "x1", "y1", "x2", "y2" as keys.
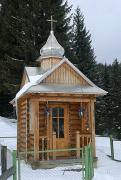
[{"x1": 47, "y1": 15, "x2": 57, "y2": 31}]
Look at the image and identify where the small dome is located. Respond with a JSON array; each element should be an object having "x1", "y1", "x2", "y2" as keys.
[{"x1": 40, "y1": 31, "x2": 64, "y2": 59}]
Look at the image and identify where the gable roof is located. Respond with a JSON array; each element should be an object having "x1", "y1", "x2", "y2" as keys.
[
  {"x1": 15, "y1": 57, "x2": 107, "y2": 100},
  {"x1": 28, "y1": 84, "x2": 107, "y2": 95}
]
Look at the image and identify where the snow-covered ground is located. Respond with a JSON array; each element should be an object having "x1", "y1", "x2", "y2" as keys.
[
  {"x1": 0, "y1": 116, "x2": 121, "y2": 180},
  {"x1": 0, "y1": 116, "x2": 17, "y2": 150}
]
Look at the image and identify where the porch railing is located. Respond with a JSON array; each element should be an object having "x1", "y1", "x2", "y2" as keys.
[
  {"x1": 17, "y1": 143, "x2": 94, "y2": 180},
  {"x1": 76, "y1": 131, "x2": 91, "y2": 158}
]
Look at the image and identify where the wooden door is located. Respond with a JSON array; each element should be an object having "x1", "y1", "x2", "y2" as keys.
[{"x1": 49, "y1": 104, "x2": 69, "y2": 157}]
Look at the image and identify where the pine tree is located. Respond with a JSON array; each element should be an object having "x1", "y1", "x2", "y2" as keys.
[
  {"x1": 95, "y1": 64, "x2": 112, "y2": 135},
  {"x1": 71, "y1": 7, "x2": 96, "y2": 81},
  {"x1": 110, "y1": 59, "x2": 121, "y2": 138},
  {"x1": 0, "y1": 0, "x2": 72, "y2": 116}
]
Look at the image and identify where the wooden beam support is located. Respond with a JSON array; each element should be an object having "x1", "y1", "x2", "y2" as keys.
[
  {"x1": 76, "y1": 131, "x2": 80, "y2": 158},
  {"x1": 29, "y1": 97, "x2": 92, "y2": 103},
  {"x1": 52, "y1": 132, "x2": 56, "y2": 160},
  {"x1": 90, "y1": 100, "x2": 96, "y2": 157},
  {"x1": 33, "y1": 101, "x2": 39, "y2": 161}
]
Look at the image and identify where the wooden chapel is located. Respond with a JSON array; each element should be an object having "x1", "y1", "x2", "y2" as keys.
[{"x1": 13, "y1": 17, "x2": 107, "y2": 161}]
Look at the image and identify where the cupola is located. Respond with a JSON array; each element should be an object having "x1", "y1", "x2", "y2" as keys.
[{"x1": 37, "y1": 16, "x2": 65, "y2": 71}]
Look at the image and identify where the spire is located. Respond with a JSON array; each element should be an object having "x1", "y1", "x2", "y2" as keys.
[{"x1": 40, "y1": 16, "x2": 65, "y2": 59}]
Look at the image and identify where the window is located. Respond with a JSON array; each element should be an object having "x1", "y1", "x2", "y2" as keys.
[{"x1": 52, "y1": 107, "x2": 64, "y2": 138}]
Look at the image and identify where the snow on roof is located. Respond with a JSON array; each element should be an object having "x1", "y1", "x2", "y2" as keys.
[
  {"x1": 25, "y1": 67, "x2": 42, "y2": 77},
  {"x1": 16, "y1": 74, "x2": 43, "y2": 100},
  {"x1": 27, "y1": 84, "x2": 107, "y2": 95},
  {"x1": 0, "y1": 116, "x2": 17, "y2": 150},
  {"x1": 16, "y1": 57, "x2": 107, "y2": 100}
]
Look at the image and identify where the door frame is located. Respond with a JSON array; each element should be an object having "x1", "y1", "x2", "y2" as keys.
[{"x1": 48, "y1": 103, "x2": 69, "y2": 152}]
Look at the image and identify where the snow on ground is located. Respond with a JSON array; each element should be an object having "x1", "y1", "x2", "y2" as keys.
[
  {"x1": 0, "y1": 116, "x2": 17, "y2": 150},
  {"x1": 94, "y1": 137, "x2": 121, "y2": 180},
  {"x1": 0, "y1": 116, "x2": 121, "y2": 180}
]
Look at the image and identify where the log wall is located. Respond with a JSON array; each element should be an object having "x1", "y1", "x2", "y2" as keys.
[
  {"x1": 68, "y1": 102, "x2": 90, "y2": 148},
  {"x1": 69, "y1": 103, "x2": 81, "y2": 148},
  {"x1": 39, "y1": 103, "x2": 47, "y2": 150},
  {"x1": 17, "y1": 100, "x2": 28, "y2": 152}
]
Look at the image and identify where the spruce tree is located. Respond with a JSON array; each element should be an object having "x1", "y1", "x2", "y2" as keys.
[
  {"x1": 0, "y1": 0, "x2": 72, "y2": 116},
  {"x1": 110, "y1": 59, "x2": 121, "y2": 138},
  {"x1": 95, "y1": 64, "x2": 112, "y2": 135},
  {"x1": 71, "y1": 7, "x2": 96, "y2": 81}
]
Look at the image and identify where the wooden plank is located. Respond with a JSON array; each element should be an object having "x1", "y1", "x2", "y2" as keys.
[
  {"x1": 28, "y1": 93, "x2": 90, "y2": 103},
  {"x1": 76, "y1": 131, "x2": 80, "y2": 158},
  {"x1": 0, "y1": 167, "x2": 15, "y2": 180},
  {"x1": 52, "y1": 132, "x2": 56, "y2": 160},
  {"x1": 31, "y1": 97, "x2": 91, "y2": 103}
]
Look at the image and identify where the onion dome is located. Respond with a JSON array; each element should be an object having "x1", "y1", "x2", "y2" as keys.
[{"x1": 40, "y1": 30, "x2": 65, "y2": 59}]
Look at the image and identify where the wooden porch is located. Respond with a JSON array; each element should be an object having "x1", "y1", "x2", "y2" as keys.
[{"x1": 17, "y1": 94, "x2": 96, "y2": 162}]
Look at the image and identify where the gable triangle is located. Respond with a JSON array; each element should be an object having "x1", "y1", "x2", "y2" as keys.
[{"x1": 41, "y1": 61, "x2": 90, "y2": 86}]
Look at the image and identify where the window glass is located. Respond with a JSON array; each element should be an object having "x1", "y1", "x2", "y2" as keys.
[
  {"x1": 53, "y1": 118, "x2": 58, "y2": 138},
  {"x1": 52, "y1": 107, "x2": 65, "y2": 138},
  {"x1": 59, "y1": 108, "x2": 64, "y2": 117},
  {"x1": 52, "y1": 108, "x2": 58, "y2": 117},
  {"x1": 59, "y1": 118, "x2": 64, "y2": 138}
]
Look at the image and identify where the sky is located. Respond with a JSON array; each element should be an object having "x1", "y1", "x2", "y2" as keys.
[{"x1": 68, "y1": 0, "x2": 121, "y2": 64}]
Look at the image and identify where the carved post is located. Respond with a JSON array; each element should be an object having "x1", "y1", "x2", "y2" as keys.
[
  {"x1": 76, "y1": 131, "x2": 80, "y2": 158},
  {"x1": 52, "y1": 132, "x2": 56, "y2": 160}
]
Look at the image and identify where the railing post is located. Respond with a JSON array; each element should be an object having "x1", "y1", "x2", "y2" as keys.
[
  {"x1": 12, "y1": 150, "x2": 17, "y2": 180},
  {"x1": 42, "y1": 137, "x2": 44, "y2": 161},
  {"x1": 110, "y1": 135, "x2": 114, "y2": 160},
  {"x1": 52, "y1": 132, "x2": 56, "y2": 160},
  {"x1": 82, "y1": 148, "x2": 85, "y2": 180},
  {"x1": 17, "y1": 154, "x2": 21, "y2": 180},
  {"x1": 90, "y1": 144, "x2": 94, "y2": 178},
  {"x1": 85, "y1": 146, "x2": 89, "y2": 180},
  {"x1": 47, "y1": 138, "x2": 49, "y2": 160},
  {"x1": 1, "y1": 146, "x2": 7, "y2": 175},
  {"x1": 76, "y1": 131, "x2": 80, "y2": 158}
]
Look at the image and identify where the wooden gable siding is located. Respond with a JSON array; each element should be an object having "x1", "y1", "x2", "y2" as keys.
[{"x1": 42, "y1": 63, "x2": 89, "y2": 86}]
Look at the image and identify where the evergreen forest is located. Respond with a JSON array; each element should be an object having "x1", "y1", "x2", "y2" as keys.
[{"x1": 0, "y1": 1, "x2": 121, "y2": 139}]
